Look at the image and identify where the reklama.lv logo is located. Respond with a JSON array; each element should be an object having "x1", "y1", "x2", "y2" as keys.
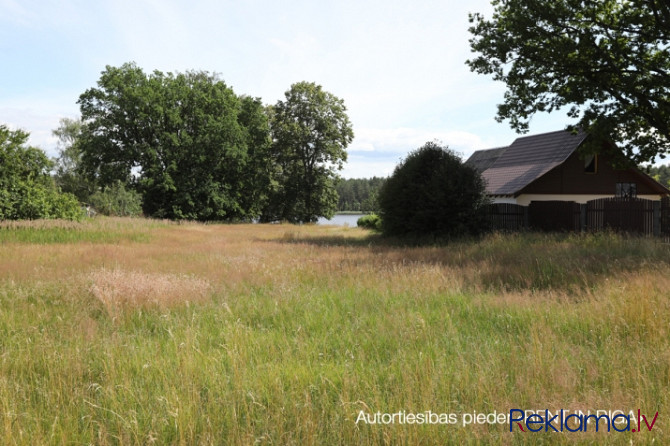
[{"x1": 509, "y1": 409, "x2": 659, "y2": 433}]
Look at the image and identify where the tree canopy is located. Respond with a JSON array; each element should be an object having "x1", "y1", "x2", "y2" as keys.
[
  {"x1": 377, "y1": 141, "x2": 489, "y2": 238},
  {"x1": 0, "y1": 125, "x2": 82, "y2": 220},
  {"x1": 262, "y1": 81, "x2": 353, "y2": 223},
  {"x1": 467, "y1": 0, "x2": 670, "y2": 163},
  {"x1": 73, "y1": 64, "x2": 353, "y2": 222},
  {"x1": 77, "y1": 63, "x2": 273, "y2": 220}
]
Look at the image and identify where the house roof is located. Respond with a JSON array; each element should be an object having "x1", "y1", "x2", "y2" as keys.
[
  {"x1": 467, "y1": 130, "x2": 588, "y2": 195},
  {"x1": 465, "y1": 146, "x2": 507, "y2": 173}
]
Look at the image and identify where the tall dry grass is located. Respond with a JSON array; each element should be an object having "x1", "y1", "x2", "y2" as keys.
[
  {"x1": 0, "y1": 218, "x2": 668, "y2": 444},
  {"x1": 89, "y1": 268, "x2": 211, "y2": 318}
]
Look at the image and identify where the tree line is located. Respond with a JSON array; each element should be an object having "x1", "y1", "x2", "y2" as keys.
[
  {"x1": 335, "y1": 177, "x2": 385, "y2": 213},
  {"x1": 3, "y1": 62, "x2": 353, "y2": 222}
]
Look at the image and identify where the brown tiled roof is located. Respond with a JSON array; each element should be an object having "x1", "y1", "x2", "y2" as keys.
[
  {"x1": 467, "y1": 130, "x2": 588, "y2": 195},
  {"x1": 464, "y1": 146, "x2": 507, "y2": 173}
]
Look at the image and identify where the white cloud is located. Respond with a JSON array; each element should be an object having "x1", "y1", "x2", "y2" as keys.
[
  {"x1": 341, "y1": 126, "x2": 491, "y2": 178},
  {"x1": 270, "y1": 33, "x2": 321, "y2": 61},
  {"x1": 340, "y1": 157, "x2": 397, "y2": 179},
  {"x1": 0, "y1": 94, "x2": 79, "y2": 157},
  {"x1": 0, "y1": 107, "x2": 60, "y2": 156},
  {"x1": 350, "y1": 127, "x2": 486, "y2": 158}
]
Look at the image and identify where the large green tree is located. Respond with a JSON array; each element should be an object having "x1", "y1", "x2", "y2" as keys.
[
  {"x1": 263, "y1": 82, "x2": 353, "y2": 223},
  {"x1": 77, "y1": 63, "x2": 272, "y2": 221},
  {"x1": 0, "y1": 125, "x2": 82, "y2": 220},
  {"x1": 467, "y1": 0, "x2": 670, "y2": 163}
]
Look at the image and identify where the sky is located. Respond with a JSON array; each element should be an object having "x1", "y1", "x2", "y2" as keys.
[{"x1": 0, "y1": 0, "x2": 576, "y2": 178}]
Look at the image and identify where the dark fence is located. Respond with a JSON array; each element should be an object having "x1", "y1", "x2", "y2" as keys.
[
  {"x1": 586, "y1": 197, "x2": 655, "y2": 234},
  {"x1": 486, "y1": 203, "x2": 527, "y2": 232},
  {"x1": 662, "y1": 197, "x2": 670, "y2": 238},
  {"x1": 529, "y1": 200, "x2": 581, "y2": 232},
  {"x1": 487, "y1": 197, "x2": 668, "y2": 236}
]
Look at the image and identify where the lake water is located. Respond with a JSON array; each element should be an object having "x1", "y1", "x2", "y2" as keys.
[{"x1": 317, "y1": 214, "x2": 366, "y2": 227}]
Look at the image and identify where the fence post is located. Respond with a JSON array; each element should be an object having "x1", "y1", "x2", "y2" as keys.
[
  {"x1": 654, "y1": 200, "x2": 661, "y2": 237},
  {"x1": 580, "y1": 204, "x2": 587, "y2": 232}
]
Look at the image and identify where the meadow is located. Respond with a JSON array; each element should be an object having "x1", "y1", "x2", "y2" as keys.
[{"x1": 0, "y1": 217, "x2": 668, "y2": 445}]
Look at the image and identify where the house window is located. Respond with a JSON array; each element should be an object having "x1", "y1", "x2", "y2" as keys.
[
  {"x1": 584, "y1": 154, "x2": 597, "y2": 173},
  {"x1": 616, "y1": 182, "x2": 637, "y2": 198}
]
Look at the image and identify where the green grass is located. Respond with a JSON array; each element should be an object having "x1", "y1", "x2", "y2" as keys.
[
  {"x1": 0, "y1": 226, "x2": 150, "y2": 244},
  {"x1": 0, "y1": 218, "x2": 164, "y2": 244},
  {"x1": 0, "y1": 221, "x2": 668, "y2": 444}
]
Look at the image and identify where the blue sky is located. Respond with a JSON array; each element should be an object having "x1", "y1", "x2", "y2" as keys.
[{"x1": 1, "y1": 0, "x2": 575, "y2": 178}]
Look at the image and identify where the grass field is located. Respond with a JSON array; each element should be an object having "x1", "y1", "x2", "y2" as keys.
[{"x1": 0, "y1": 217, "x2": 668, "y2": 445}]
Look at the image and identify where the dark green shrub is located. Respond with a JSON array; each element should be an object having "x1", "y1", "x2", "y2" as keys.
[
  {"x1": 377, "y1": 141, "x2": 489, "y2": 238},
  {"x1": 89, "y1": 181, "x2": 143, "y2": 217},
  {"x1": 357, "y1": 213, "x2": 382, "y2": 231}
]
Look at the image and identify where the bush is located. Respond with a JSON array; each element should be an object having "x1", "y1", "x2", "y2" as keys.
[
  {"x1": 377, "y1": 141, "x2": 489, "y2": 238},
  {"x1": 89, "y1": 181, "x2": 143, "y2": 217},
  {"x1": 357, "y1": 213, "x2": 382, "y2": 231}
]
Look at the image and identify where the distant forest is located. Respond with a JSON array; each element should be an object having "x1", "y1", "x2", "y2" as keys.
[{"x1": 336, "y1": 177, "x2": 385, "y2": 213}]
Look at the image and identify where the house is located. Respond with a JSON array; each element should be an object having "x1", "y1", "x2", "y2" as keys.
[{"x1": 466, "y1": 130, "x2": 669, "y2": 206}]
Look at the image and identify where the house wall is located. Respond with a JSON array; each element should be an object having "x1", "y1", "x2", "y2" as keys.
[
  {"x1": 519, "y1": 151, "x2": 663, "y2": 196},
  {"x1": 490, "y1": 196, "x2": 518, "y2": 205},
  {"x1": 510, "y1": 194, "x2": 663, "y2": 206}
]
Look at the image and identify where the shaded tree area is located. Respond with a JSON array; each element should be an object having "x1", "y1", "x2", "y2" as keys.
[{"x1": 335, "y1": 177, "x2": 385, "y2": 212}]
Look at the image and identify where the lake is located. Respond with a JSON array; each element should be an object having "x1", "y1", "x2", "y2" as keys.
[{"x1": 317, "y1": 214, "x2": 366, "y2": 227}]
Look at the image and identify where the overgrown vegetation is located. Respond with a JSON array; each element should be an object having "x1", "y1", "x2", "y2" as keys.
[{"x1": 0, "y1": 220, "x2": 667, "y2": 444}]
